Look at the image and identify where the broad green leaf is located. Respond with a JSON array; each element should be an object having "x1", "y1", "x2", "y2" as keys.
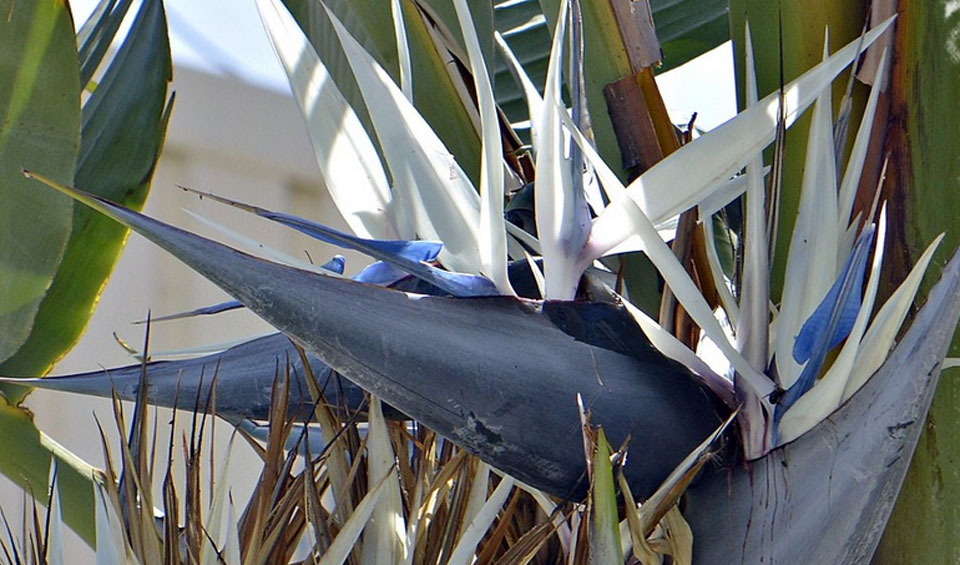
[
  {"x1": 0, "y1": 402, "x2": 99, "y2": 546},
  {"x1": 420, "y1": 0, "x2": 495, "y2": 78},
  {"x1": 1, "y1": 0, "x2": 171, "y2": 387},
  {"x1": 874, "y1": 0, "x2": 960, "y2": 557},
  {"x1": 650, "y1": 0, "x2": 729, "y2": 72},
  {"x1": 0, "y1": 0, "x2": 79, "y2": 364},
  {"x1": 77, "y1": 0, "x2": 135, "y2": 87}
]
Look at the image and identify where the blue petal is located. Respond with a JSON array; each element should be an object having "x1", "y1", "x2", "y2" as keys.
[
  {"x1": 354, "y1": 261, "x2": 409, "y2": 286},
  {"x1": 793, "y1": 226, "x2": 876, "y2": 364},
  {"x1": 777, "y1": 225, "x2": 876, "y2": 416},
  {"x1": 261, "y1": 208, "x2": 442, "y2": 264},
  {"x1": 321, "y1": 254, "x2": 346, "y2": 274},
  {"x1": 184, "y1": 190, "x2": 498, "y2": 297}
]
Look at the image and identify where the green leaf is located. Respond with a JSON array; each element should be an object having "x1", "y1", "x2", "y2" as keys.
[
  {"x1": 651, "y1": 0, "x2": 729, "y2": 72},
  {"x1": 0, "y1": 0, "x2": 80, "y2": 364},
  {"x1": 0, "y1": 402, "x2": 99, "y2": 546},
  {"x1": 0, "y1": 0, "x2": 172, "y2": 395},
  {"x1": 492, "y1": 0, "x2": 729, "y2": 124},
  {"x1": 590, "y1": 428, "x2": 623, "y2": 565}
]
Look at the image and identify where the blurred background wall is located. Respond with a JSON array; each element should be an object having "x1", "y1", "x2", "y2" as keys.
[{"x1": 0, "y1": 63, "x2": 360, "y2": 562}]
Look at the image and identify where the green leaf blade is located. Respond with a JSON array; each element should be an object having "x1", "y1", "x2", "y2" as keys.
[
  {"x1": 0, "y1": 0, "x2": 80, "y2": 363},
  {"x1": 0, "y1": 0, "x2": 172, "y2": 386}
]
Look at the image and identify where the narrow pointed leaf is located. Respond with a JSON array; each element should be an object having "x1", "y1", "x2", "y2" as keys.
[
  {"x1": 838, "y1": 50, "x2": 887, "y2": 231},
  {"x1": 587, "y1": 16, "x2": 896, "y2": 258},
  {"x1": 0, "y1": 333, "x2": 376, "y2": 423},
  {"x1": 587, "y1": 186, "x2": 774, "y2": 399},
  {"x1": 184, "y1": 189, "x2": 497, "y2": 296},
  {"x1": 32, "y1": 178, "x2": 729, "y2": 500},
  {"x1": 775, "y1": 33, "x2": 843, "y2": 389},
  {"x1": 47, "y1": 466, "x2": 64, "y2": 565},
  {"x1": 446, "y1": 473, "x2": 514, "y2": 565},
  {"x1": 94, "y1": 485, "x2": 127, "y2": 565},
  {"x1": 257, "y1": 0, "x2": 397, "y2": 240},
  {"x1": 737, "y1": 20, "x2": 769, "y2": 374},
  {"x1": 77, "y1": 0, "x2": 134, "y2": 86},
  {"x1": 390, "y1": 0, "x2": 412, "y2": 100},
  {"x1": 454, "y1": 0, "x2": 513, "y2": 295},
  {"x1": 199, "y1": 436, "x2": 235, "y2": 565},
  {"x1": 137, "y1": 299, "x2": 243, "y2": 324},
  {"x1": 326, "y1": 4, "x2": 484, "y2": 274},
  {"x1": 778, "y1": 211, "x2": 887, "y2": 444},
  {"x1": 590, "y1": 428, "x2": 623, "y2": 565},
  {"x1": 620, "y1": 298, "x2": 734, "y2": 406},
  {"x1": 494, "y1": 30, "x2": 543, "y2": 150},
  {"x1": 361, "y1": 397, "x2": 405, "y2": 565},
  {"x1": 535, "y1": 0, "x2": 591, "y2": 300},
  {"x1": 318, "y1": 466, "x2": 394, "y2": 565},
  {"x1": 238, "y1": 419, "x2": 328, "y2": 456},
  {"x1": 843, "y1": 234, "x2": 945, "y2": 400}
]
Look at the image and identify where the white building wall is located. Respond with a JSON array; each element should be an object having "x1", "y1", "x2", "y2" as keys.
[{"x1": 1, "y1": 65, "x2": 364, "y2": 561}]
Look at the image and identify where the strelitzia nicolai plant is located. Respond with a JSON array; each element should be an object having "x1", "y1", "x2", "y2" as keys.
[{"x1": 5, "y1": 0, "x2": 960, "y2": 562}]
